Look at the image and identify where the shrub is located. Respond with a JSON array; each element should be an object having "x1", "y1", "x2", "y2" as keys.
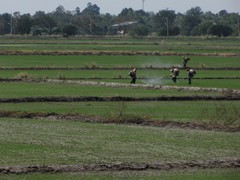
[
  {"x1": 106, "y1": 102, "x2": 149, "y2": 124},
  {"x1": 211, "y1": 104, "x2": 240, "y2": 125},
  {"x1": 15, "y1": 72, "x2": 32, "y2": 79}
]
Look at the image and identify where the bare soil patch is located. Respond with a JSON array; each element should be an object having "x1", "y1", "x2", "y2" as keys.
[{"x1": 1, "y1": 159, "x2": 239, "y2": 174}]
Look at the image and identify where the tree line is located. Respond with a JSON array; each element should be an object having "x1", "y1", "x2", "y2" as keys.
[{"x1": 0, "y1": 3, "x2": 239, "y2": 37}]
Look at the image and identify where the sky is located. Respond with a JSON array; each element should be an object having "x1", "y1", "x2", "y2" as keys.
[{"x1": 0, "y1": 0, "x2": 240, "y2": 15}]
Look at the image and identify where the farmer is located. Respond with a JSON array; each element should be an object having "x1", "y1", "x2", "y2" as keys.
[
  {"x1": 170, "y1": 67, "x2": 179, "y2": 83},
  {"x1": 129, "y1": 68, "x2": 137, "y2": 84},
  {"x1": 187, "y1": 68, "x2": 196, "y2": 85},
  {"x1": 182, "y1": 56, "x2": 190, "y2": 68}
]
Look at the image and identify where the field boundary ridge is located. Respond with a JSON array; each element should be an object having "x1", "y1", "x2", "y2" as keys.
[{"x1": 1, "y1": 159, "x2": 239, "y2": 174}]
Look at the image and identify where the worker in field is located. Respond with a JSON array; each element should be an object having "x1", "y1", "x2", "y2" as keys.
[
  {"x1": 129, "y1": 68, "x2": 137, "y2": 84},
  {"x1": 170, "y1": 67, "x2": 179, "y2": 83},
  {"x1": 187, "y1": 68, "x2": 196, "y2": 85},
  {"x1": 182, "y1": 56, "x2": 190, "y2": 68}
]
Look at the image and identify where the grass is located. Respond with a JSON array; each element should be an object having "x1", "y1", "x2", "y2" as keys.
[
  {"x1": 1, "y1": 69, "x2": 240, "y2": 79},
  {"x1": 0, "y1": 55, "x2": 239, "y2": 68},
  {"x1": 1, "y1": 69, "x2": 240, "y2": 89},
  {"x1": 0, "y1": 101, "x2": 239, "y2": 124},
  {"x1": 0, "y1": 82, "x2": 226, "y2": 98},
  {"x1": 0, "y1": 36, "x2": 239, "y2": 178},
  {"x1": 0, "y1": 36, "x2": 240, "y2": 53},
  {"x1": 0, "y1": 118, "x2": 239, "y2": 166},
  {"x1": 175, "y1": 79, "x2": 240, "y2": 89}
]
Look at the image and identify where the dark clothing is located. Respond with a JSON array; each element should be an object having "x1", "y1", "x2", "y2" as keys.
[
  {"x1": 129, "y1": 70, "x2": 137, "y2": 84},
  {"x1": 187, "y1": 69, "x2": 196, "y2": 85},
  {"x1": 183, "y1": 57, "x2": 190, "y2": 68},
  {"x1": 131, "y1": 77, "x2": 136, "y2": 84},
  {"x1": 172, "y1": 76, "x2": 177, "y2": 83},
  {"x1": 188, "y1": 77, "x2": 192, "y2": 85}
]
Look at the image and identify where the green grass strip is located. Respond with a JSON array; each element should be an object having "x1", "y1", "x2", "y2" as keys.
[
  {"x1": 0, "y1": 118, "x2": 239, "y2": 166},
  {"x1": 0, "y1": 82, "x2": 225, "y2": 98},
  {"x1": 0, "y1": 55, "x2": 239, "y2": 68},
  {"x1": 0, "y1": 101, "x2": 239, "y2": 124}
]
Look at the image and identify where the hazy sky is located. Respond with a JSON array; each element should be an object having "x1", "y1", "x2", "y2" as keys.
[{"x1": 1, "y1": 0, "x2": 240, "y2": 15}]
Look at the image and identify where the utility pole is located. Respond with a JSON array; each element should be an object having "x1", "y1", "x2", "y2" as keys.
[
  {"x1": 238, "y1": 13, "x2": 240, "y2": 37},
  {"x1": 166, "y1": 17, "x2": 169, "y2": 38},
  {"x1": 10, "y1": 12, "x2": 13, "y2": 35},
  {"x1": 142, "y1": 0, "x2": 145, "y2": 11},
  {"x1": 8, "y1": 12, "x2": 13, "y2": 35}
]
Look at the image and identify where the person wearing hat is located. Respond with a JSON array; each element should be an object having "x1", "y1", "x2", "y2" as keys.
[
  {"x1": 170, "y1": 67, "x2": 179, "y2": 83},
  {"x1": 182, "y1": 56, "x2": 190, "y2": 68},
  {"x1": 129, "y1": 68, "x2": 137, "y2": 84},
  {"x1": 187, "y1": 68, "x2": 196, "y2": 85}
]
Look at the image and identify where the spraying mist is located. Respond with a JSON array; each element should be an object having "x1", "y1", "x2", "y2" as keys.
[{"x1": 140, "y1": 59, "x2": 181, "y2": 85}]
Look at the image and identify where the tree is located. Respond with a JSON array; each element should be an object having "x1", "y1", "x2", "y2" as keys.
[
  {"x1": 62, "y1": 24, "x2": 78, "y2": 37},
  {"x1": 0, "y1": 18, "x2": 5, "y2": 34},
  {"x1": 208, "y1": 24, "x2": 233, "y2": 37},
  {"x1": 0, "y1": 4, "x2": 239, "y2": 36},
  {"x1": 153, "y1": 9, "x2": 179, "y2": 36},
  {"x1": 0, "y1": 13, "x2": 11, "y2": 34},
  {"x1": 116, "y1": 8, "x2": 136, "y2": 24},
  {"x1": 82, "y1": 3, "x2": 100, "y2": 16},
  {"x1": 219, "y1": 10, "x2": 228, "y2": 17},
  {"x1": 203, "y1": 11, "x2": 216, "y2": 21},
  {"x1": 52, "y1": 5, "x2": 73, "y2": 28},
  {"x1": 79, "y1": 3, "x2": 101, "y2": 35},
  {"x1": 12, "y1": 12, "x2": 21, "y2": 34},
  {"x1": 198, "y1": 21, "x2": 214, "y2": 35},
  {"x1": 75, "y1": 7, "x2": 81, "y2": 16},
  {"x1": 181, "y1": 7, "x2": 203, "y2": 35},
  {"x1": 130, "y1": 25, "x2": 149, "y2": 36},
  {"x1": 33, "y1": 12, "x2": 58, "y2": 35},
  {"x1": 55, "y1": 5, "x2": 66, "y2": 16},
  {"x1": 16, "y1": 14, "x2": 32, "y2": 35}
]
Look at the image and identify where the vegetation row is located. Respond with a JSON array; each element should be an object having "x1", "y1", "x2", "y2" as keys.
[{"x1": 0, "y1": 4, "x2": 239, "y2": 37}]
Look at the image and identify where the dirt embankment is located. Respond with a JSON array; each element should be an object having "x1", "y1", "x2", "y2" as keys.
[
  {"x1": 1, "y1": 67, "x2": 240, "y2": 70},
  {"x1": 1, "y1": 159, "x2": 239, "y2": 174},
  {"x1": 0, "y1": 50, "x2": 240, "y2": 57},
  {"x1": 0, "y1": 95, "x2": 239, "y2": 103},
  {"x1": 44, "y1": 79, "x2": 240, "y2": 95}
]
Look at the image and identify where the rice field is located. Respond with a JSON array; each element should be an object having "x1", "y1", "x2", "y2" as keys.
[{"x1": 0, "y1": 36, "x2": 239, "y2": 178}]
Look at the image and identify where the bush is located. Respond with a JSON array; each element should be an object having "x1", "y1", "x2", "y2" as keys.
[
  {"x1": 130, "y1": 25, "x2": 149, "y2": 36},
  {"x1": 62, "y1": 24, "x2": 78, "y2": 37},
  {"x1": 15, "y1": 72, "x2": 32, "y2": 79},
  {"x1": 207, "y1": 24, "x2": 233, "y2": 37},
  {"x1": 106, "y1": 102, "x2": 149, "y2": 124},
  {"x1": 211, "y1": 104, "x2": 240, "y2": 125}
]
